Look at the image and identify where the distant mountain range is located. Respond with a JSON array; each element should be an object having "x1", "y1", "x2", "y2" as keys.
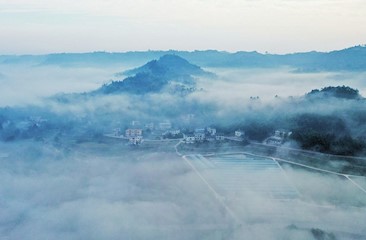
[
  {"x1": 1, "y1": 45, "x2": 366, "y2": 72},
  {"x1": 95, "y1": 54, "x2": 212, "y2": 95}
]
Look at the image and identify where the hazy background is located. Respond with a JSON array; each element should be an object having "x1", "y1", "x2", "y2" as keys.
[
  {"x1": 0, "y1": 64, "x2": 122, "y2": 106},
  {"x1": 0, "y1": 0, "x2": 366, "y2": 54}
]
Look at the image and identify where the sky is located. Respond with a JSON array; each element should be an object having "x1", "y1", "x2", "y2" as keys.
[{"x1": 0, "y1": 0, "x2": 366, "y2": 54}]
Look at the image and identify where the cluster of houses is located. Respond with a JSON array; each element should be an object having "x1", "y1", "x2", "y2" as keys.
[
  {"x1": 112, "y1": 126, "x2": 145, "y2": 145},
  {"x1": 125, "y1": 128, "x2": 143, "y2": 145},
  {"x1": 184, "y1": 128, "x2": 222, "y2": 144},
  {"x1": 110, "y1": 120, "x2": 248, "y2": 145},
  {"x1": 110, "y1": 119, "x2": 292, "y2": 147},
  {"x1": 183, "y1": 128, "x2": 245, "y2": 144},
  {"x1": 111, "y1": 120, "x2": 179, "y2": 145}
]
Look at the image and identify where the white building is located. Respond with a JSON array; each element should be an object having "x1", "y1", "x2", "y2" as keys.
[
  {"x1": 265, "y1": 129, "x2": 292, "y2": 145},
  {"x1": 194, "y1": 133, "x2": 205, "y2": 141},
  {"x1": 215, "y1": 134, "x2": 225, "y2": 141},
  {"x1": 265, "y1": 136, "x2": 283, "y2": 145},
  {"x1": 129, "y1": 136, "x2": 143, "y2": 145},
  {"x1": 194, "y1": 128, "x2": 206, "y2": 141},
  {"x1": 184, "y1": 135, "x2": 195, "y2": 144},
  {"x1": 235, "y1": 130, "x2": 245, "y2": 137},
  {"x1": 207, "y1": 127, "x2": 217, "y2": 136},
  {"x1": 274, "y1": 130, "x2": 291, "y2": 139},
  {"x1": 125, "y1": 129, "x2": 143, "y2": 137},
  {"x1": 162, "y1": 129, "x2": 182, "y2": 139}
]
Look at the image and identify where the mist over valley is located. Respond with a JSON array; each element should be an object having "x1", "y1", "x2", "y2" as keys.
[{"x1": 1, "y1": 47, "x2": 366, "y2": 239}]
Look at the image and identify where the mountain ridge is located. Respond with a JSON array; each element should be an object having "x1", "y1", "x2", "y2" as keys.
[{"x1": 1, "y1": 45, "x2": 366, "y2": 72}]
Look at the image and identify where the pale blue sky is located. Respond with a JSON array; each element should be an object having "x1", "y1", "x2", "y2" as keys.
[{"x1": 0, "y1": 0, "x2": 365, "y2": 54}]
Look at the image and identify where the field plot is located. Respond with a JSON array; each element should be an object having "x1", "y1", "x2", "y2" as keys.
[
  {"x1": 349, "y1": 176, "x2": 366, "y2": 191},
  {"x1": 278, "y1": 164, "x2": 366, "y2": 207},
  {"x1": 185, "y1": 154, "x2": 299, "y2": 201}
]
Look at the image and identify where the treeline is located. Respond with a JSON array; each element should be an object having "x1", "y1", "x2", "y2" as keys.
[
  {"x1": 290, "y1": 114, "x2": 365, "y2": 155},
  {"x1": 306, "y1": 86, "x2": 362, "y2": 99},
  {"x1": 214, "y1": 112, "x2": 365, "y2": 156}
]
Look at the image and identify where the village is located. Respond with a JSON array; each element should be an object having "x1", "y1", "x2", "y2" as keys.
[{"x1": 105, "y1": 120, "x2": 291, "y2": 146}]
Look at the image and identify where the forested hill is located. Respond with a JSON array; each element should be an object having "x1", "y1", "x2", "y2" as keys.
[
  {"x1": 306, "y1": 86, "x2": 363, "y2": 100},
  {"x1": 94, "y1": 54, "x2": 212, "y2": 95}
]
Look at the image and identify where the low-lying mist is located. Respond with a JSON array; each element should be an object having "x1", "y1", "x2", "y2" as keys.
[
  {"x1": 1, "y1": 61, "x2": 366, "y2": 239},
  {"x1": 1, "y1": 62, "x2": 366, "y2": 108},
  {"x1": 0, "y1": 64, "x2": 129, "y2": 106},
  {"x1": 1, "y1": 141, "x2": 365, "y2": 240},
  {"x1": 198, "y1": 67, "x2": 366, "y2": 102}
]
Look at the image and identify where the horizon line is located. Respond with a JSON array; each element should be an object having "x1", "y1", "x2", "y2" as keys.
[{"x1": 1, "y1": 44, "x2": 366, "y2": 56}]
